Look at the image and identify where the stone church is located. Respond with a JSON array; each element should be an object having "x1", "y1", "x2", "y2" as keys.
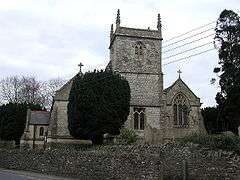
[{"x1": 47, "y1": 10, "x2": 205, "y2": 144}]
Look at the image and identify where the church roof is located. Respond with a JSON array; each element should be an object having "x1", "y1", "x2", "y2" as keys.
[
  {"x1": 54, "y1": 74, "x2": 79, "y2": 101},
  {"x1": 163, "y1": 77, "x2": 199, "y2": 99},
  {"x1": 29, "y1": 111, "x2": 50, "y2": 125}
]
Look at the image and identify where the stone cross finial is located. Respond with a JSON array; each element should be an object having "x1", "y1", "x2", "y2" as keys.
[
  {"x1": 116, "y1": 9, "x2": 121, "y2": 27},
  {"x1": 177, "y1": 70, "x2": 182, "y2": 78},
  {"x1": 78, "y1": 62, "x2": 84, "y2": 74},
  {"x1": 157, "y1": 13, "x2": 161, "y2": 30}
]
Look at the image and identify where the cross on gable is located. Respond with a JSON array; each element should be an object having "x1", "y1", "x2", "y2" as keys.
[
  {"x1": 78, "y1": 63, "x2": 84, "y2": 74},
  {"x1": 177, "y1": 70, "x2": 182, "y2": 78}
]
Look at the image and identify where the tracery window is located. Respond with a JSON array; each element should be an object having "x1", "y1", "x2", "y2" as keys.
[
  {"x1": 134, "y1": 108, "x2": 145, "y2": 130},
  {"x1": 173, "y1": 94, "x2": 189, "y2": 127},
  {"x1": 135, "y1": 42, "x2": 144, "y2": 56}
]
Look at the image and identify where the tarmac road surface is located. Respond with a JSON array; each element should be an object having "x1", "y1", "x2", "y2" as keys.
[{"x1": 0, "y1": 168, "x2": 75, "y2": 180}]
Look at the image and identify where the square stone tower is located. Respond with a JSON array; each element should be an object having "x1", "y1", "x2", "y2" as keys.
[{"x1": 107, "y1": 10, "x2": 163, "y2": 137}]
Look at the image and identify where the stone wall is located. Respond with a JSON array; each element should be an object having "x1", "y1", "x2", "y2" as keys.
[
  {"x1": 48, "y1": 101, "x2": 71, "y2": 139},
  {"x1": 161, "y1": 78, "x2": 206, "y2": 140},
  {"x1": 111, "y1": 35, "x2": 162, "y2": 74},
  {"x1": 121, "y1": 73, "x2": 162, "y2": 107},
  {"x1": 125, "y1": 106, "x2": 161, "y2": 139},
  {"x1": 1, "y1": 144, "x2": 240, "y2": 179},
  {"x1": 110, "y1": 26, "x2": 163, "y2": 141}
]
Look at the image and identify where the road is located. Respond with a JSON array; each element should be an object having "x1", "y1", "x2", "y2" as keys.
[{"x1": 0, "y1": 169, "x2": 75, "y2": 180}]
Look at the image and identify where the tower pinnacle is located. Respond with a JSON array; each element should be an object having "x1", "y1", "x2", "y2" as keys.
[
  {"x1": 157, "y1": 13, "x2": 162, "y2": 31},
  {"x1": 116, "y1": 9, "x2": 121, "y2": 27},
  {"x1": 110, "y1": 24, "x2": 113, "y2": 37}
]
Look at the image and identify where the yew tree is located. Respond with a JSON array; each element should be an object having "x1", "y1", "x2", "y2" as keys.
[
  {"x1": 0, "y1": 103, "x2": 43, "y2": 146},
  {"x1": 68, "y1": 70, "x2": 130, "y2": 145}
]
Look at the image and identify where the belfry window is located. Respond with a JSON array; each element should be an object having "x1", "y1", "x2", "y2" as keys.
[
  {"x1": 173, "y1": 94, "x2": 189, "y2": 127},
  {"x1": 135, "y1": 42, "x2": 144, "y2": 56},
  {"x1": 133, "y1": 108, "x2": 145, "y2": 130}
]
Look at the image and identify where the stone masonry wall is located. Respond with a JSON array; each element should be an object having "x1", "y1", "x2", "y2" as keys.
[
  {"x1": 161, "y1": 78, "x2": 205, "y2": 140},
  {"x1": 125, "y1": 106, "x2": 161, "y2": 138},
  {"x1": 121, "y1": 73, "x2": 162, "y2": 107},
  {"x1": 49, "y1": 101, "x2": 71, "y2": 139},
  {"x1": 111, "y1": 35, "x2": 162, "y2": 74}
]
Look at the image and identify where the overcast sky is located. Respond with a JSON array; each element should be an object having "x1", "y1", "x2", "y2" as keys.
[{"x1": 0, "y1": 0, "x2": 239, "y2": 107}]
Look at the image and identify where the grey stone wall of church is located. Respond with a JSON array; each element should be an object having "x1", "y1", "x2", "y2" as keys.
[
  {"x1": 110, "y1": 26, "x2": 163, "y2": 140},
  {"x1": 124, "y1": 106, "x2": 161, "y2": 138},
  {"x1": 121, "y1": 73, "x2": 162, "y2": 106},
  {"x1": 159, "y1": 78, "x2": 206, "y2": 140},
  {"x1": 49, "y1": 101, "x2": 71, "y2": 139},
  {"x1": 111, "y1": 35, "x2": 162, "y2": 74},
  {"x1": 162, "y1": 105, "x2": 203, "y2": 139}
]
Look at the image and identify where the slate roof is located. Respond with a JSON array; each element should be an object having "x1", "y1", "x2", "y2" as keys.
[{"x1": 29, "y1": 111, "x2": 50, "y2": 125}]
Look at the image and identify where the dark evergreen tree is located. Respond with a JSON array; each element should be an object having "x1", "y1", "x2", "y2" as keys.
[
  {"x1": 213, "y1": 9, "x2": 240, "y2": 134},
  {"x1": 201, "y1": 107, "x2": 223, "y2": 134},
  {"x1": 68, "y1": 70, "x2": 131, "y2": 145},
  {"x1": 0, "y1": 103, "x2": 43, "y2": 146}
]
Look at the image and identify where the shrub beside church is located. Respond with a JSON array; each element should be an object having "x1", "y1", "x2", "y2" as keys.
[{"x1": 67, "y1": 71, "x2": 131, "y2": 145}]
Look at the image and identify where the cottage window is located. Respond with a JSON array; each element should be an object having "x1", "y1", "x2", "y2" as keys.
[
  {"x1": 133, "y1": 108, "x2": 145, "y2": 130},
  {"x1": 39, "y1": 127, "x2": 44, "y2": 136}
]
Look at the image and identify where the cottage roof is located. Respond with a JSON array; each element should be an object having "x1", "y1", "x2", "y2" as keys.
[{"x1": 29, "y1": 111, "x2": 50, "y2": 125}]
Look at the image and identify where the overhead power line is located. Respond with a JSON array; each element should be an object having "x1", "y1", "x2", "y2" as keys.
[
  {"x1": 163, "y1": 27, "x2": 214, "y2": 48},
  {"x1": 163, "y1": 48, "x2": 216, "y2": 66},
  {"x1": 163, "y1": 33, "x2": 215, "y2": 54},
  {"x1": 164, "y1": 20, "x2": 216, "y2": 43},
  {"x1": 163, "y1": 42, "x2": 213, "y2": 60},
  {"x1": 164, "y1": 10, "x2": 240, "y2": 44}
]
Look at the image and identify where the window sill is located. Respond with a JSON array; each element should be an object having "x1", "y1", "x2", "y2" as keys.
[
  {"x1": 134, "y1": 129, "x2": 144, "y2": 132},
  {"x1": 173, "y1": 125, "x2": 189, "y2": 128}
]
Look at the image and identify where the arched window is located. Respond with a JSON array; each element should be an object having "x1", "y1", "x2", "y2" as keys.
[
  {"x1": 135, "y1": 42, "x2": 144, "y2": 56},
  {"x1": 183, "y1": 105, "x2": 188, "y2": 125},
  {"x1": 140, "y1": 112, "x2": 145, "y2": 130},
  {"x1": 173, "y1": 104, "x2": 178, "y2": 125},
  {"x1": 133, "y1": 108, "x2": 145, "y2": 130},
  {"x1": 134, "y1": 112, "x2": 139, "y2": 130},
  {"x1": 39, "y1": 127, "x2": 44, "y2": 136},
  {"x1": 173, "y1": 94, "x2": 189, "y2": 127}
]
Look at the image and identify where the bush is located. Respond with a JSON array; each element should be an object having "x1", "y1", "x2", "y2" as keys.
[
  {"x1": 0, "y1": 140, "x2": 15, "y2": 149},
  {"x1": 179, "y1": 133, "x2": 240, "y2": 154},
  {"x1": 118, "y1": 128, "x2": 138, "y2": 144},
  {"x1": 0, "y1": 103, "x2": 43, "y2": 145},
  {"x1": 68, "y1": 71, "x2": 131, "y2": 145}
]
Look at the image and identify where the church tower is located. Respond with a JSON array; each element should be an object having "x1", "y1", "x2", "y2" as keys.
[{"x1": 108, "y1": 10, "x2": 163, "y2": 138}]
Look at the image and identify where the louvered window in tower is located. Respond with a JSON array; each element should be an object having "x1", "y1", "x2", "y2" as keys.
[{"x1": 135, "y1": 42, "x2": 144, "y2": 56}]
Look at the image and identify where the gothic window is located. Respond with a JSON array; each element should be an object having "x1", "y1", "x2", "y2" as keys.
[
  {"x1": 135, "y1": 42, "x2": 144, "y2": 56},
  {"x1": 39, "y1": 127, "x2": 44, "y2": 136},
  {"x1": 173, "y1": 94, "x2": 189, "y2": 127},
  {"x1": 173, "y1": 104, "x2": 178, "y2": 125},
  {"x1": 183, "y1": 105, "x2": 188, "y2": 125},
  {"x1": 133, "y1": 108, "x2": 145, "y2": 130}
]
